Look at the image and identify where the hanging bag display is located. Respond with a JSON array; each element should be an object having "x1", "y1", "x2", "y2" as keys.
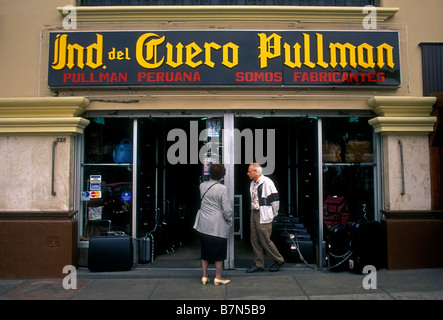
[
  {"x1": 322, "y1": 142, "x2": 342, "y2": 163},
  {"x1": 113, "y1": 139, "x2": 133, "y2": 163},
  {"x1": 323, "y1": 195, "x2": 348, "y2": 227}
]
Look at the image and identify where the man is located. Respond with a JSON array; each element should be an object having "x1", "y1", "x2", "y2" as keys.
[{"x1": 246, "y1": 163, "x2": 285, "y2": 273}]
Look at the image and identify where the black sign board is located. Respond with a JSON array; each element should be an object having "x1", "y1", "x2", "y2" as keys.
[{"x1": 48, "y1": 30, "x2": 401, "y2": 88}]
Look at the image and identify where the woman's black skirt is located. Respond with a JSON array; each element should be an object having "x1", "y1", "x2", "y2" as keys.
[{"x1": 199, "y1": 233, "x2": 227, "y2": 262}]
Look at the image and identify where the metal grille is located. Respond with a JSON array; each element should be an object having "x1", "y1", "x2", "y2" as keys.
[
  {"x1": 78, "y1": 0, "x2": 380, "y2": 6},
  {"x1": 420, "y1": 43, "x2": 443, "y2": 96}
]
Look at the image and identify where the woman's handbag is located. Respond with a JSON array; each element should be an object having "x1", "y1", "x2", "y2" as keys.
[{"x1": 193, "y1": 182, "x2": 218, "y2": 230}]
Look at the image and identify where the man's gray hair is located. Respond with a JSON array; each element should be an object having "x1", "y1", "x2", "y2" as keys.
[{"x1": 251, "y1": 163, "x2": 263, "y2": 175}]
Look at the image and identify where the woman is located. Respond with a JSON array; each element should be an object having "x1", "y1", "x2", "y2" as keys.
[{"x1": 194, "y1": 163, "x2": 233, "y2": 285}]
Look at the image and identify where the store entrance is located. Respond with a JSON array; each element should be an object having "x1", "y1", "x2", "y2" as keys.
[
  {"x1": 81, "y1": 115, "x2": 320, "y2": 268},
  {"x1": 136, "y1": 116, "x2": 320, "y2": 268},
  {"x1": 136, "y1": 116, "x2": 319, "y2": 267},
  {"x1": 233, "y1": 117, "x2": 319, "y2": 268},
  {"x1": 137, "y1": 117, "x2": 205, "y2": 267},
  {"x1": 80, "y1": 114, "x2": 377, "y2": 269}
]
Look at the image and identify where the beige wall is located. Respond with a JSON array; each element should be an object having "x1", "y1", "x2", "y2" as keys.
[
  {"x1": 382, "y1": 135, "x2": 432, "y2": 210},
  {"x1": 383, "y1": 0, "x2": 443, "y2": 96},
  {"x1": 0, "y1": 0, "x2": 74, "y2": 98},
  {"x1": 0, "y1": 135, "x2": 75, "y2": 211},
  {"x1": 0, "y1": 1, "x2": 442, "y2": 100},
  {"x1": 0, "y1": 1, "x2": 440, "y2": 212}
]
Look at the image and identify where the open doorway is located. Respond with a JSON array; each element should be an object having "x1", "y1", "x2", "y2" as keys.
[
  {"x1": 137, "y1": 117, "x2": 204, "y2": 267},
  {"x1": 136, "y1": 116, "x2": 320, "y2": 268},
  {"x1": 81, "y1": 114, "x2": 378, "y2": 269},
  {"x1": 81, "y1": 115, "x2": 320, "y2": 268},
  {"x1": 233, "y1": 117, "x2": 319, "y2": 268}
]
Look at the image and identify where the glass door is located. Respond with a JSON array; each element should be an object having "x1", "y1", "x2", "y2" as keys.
[
  {"x1": 321, "y1": 117, "x2": 377, "y2": 222},
  {"x1": 136, "y1": 116, "x2": 226, "y2": 265},
  {"x1": 79, "y1": 118, "x2": 134, "y2": 240},
  {"x1": 319, "y1": 116, "x2": 379, "y2": 267}
]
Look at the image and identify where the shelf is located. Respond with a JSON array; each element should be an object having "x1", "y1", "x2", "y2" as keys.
[
  {"x1": 82, "y1": 163, "x2": 132, "y2": 166},
  {"x1": 323, "y1": 162, "x2": 375, "y2": 167},
  {"x1": 233, "y1": 195, "x2": 243, "y2": 239}
]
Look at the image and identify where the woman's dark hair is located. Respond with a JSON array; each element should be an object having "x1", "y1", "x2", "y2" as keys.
[{"x1": 209, "y1": 163, "x2": 226, "y2": 181}]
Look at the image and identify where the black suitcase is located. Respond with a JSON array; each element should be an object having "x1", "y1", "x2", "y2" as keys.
[
  {"x1": 348, "y1": 220, "x2": 385, "y2": 273},
  {"x1": 88, "y1": 235, "x2": 133, "y2": 272},
  {"x1": 283, "y1": 227, "x2": 309, "y2": 235},
  {"x1": 151, "y1": 221, "x2": 175, "y2": 256},
  {"x1": 138, "y1": 233, "x2": 153, "y2": 263},
  {"x1": 274, "y1": 215, "x2": 300, "y2": 224},
  {"x1": 281, "y1": 237, "x2": 316, "y2": 264},
  {"x1": 273, "y1": 215, "x2": 304, "y2": 230},
  {"x1": 272, "y1": 227, "x2": 310, "y2": 250},
  {"x1": 326, "y1": 224, "x2": 351, "y2": 272}
]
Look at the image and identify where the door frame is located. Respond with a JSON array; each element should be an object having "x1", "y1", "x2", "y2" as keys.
[
  {"x1": 79, "y1": 110, "x2": 380, "y2": 269},
  {"x1": 223, "y1": 113, "x2": 235, "y2": 269}
]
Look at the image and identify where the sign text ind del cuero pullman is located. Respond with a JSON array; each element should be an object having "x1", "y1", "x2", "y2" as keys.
[{"x1": 47, "y1": 30, "x2": 400, "y2": 87}]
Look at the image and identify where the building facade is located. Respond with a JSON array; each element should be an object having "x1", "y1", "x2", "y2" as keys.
[{"x1": 0, "y1": 0, "x2": 442, "y2": 278}]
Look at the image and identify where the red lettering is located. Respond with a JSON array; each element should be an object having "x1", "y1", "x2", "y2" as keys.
[
  {"x1": 293, "y1": 72, "x2": 302, "y2": 82},
  {"x1": 100, "y1": 73, "x2": 109, "y2": 82},
  {"x1": 62, "y1": 72, "x2": 127, "y2": 83},
  {"x1": 377, "y1": 72, "x2": 386, "y2": 82},
  {"x1": 72, "y1": 74, "x2": 81, "y2": 83},
  {"x1": 310, "y1": 72, "x2": 318, "y2": 82},
  {"x1": 138, "y1": 72, "x2": 146, "y2": 82},
  {"x1": 319, "y1": 72, "x2": 327, "y2": 82},
  {"x1": 332, "y1": 72, "x2": 341, "y2": 82},
  {"x1": 290, "y1": 71, "x2": 388, "y2": 84},
  {"x1": 119, "y1": 73, "x2": 127, "y2": 82},
  {"x1": 137, "y1": 72, "x2": 200, "y2": 83},
  {"x1": 183, "y1": 72, "x2": 192, "y2": 82},
  {"x1": 63, "y1": 73, "x2": 72, "y2": 83},
  {"x1": 236, "y1": 72, "x2": 282, "y2": 83},
  {"x1": 349, "y1": 72, "x2": 358, "y2": 82}
]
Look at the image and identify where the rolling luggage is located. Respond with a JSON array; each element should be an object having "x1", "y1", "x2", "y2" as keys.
[
  {"x1": 272, "y1": 215, "x2": 315, "y2": 264},
  {"x1": 282, "y1": 237, "x2": 316, "y2": 264},
  {"x1": 348, "y1": 220, "x2": 385, "y2": 273},
  {"x1": 273, "y1": 215, "x2": 304, "y2": 230},
  {"x1": 326, "y1": 224, "x2": 351, "y2": 272},
  {"x1": 151, "y1": 220, "x2": 175, "y2": 256},
  {"x1": 138, "y1": 233, "x2": 153, "y2": 263},
  {"x1": 88, "y1": 234, "x2": 133, "y2": 272}
]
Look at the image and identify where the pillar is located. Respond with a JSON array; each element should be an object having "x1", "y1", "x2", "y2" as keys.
[
  {"x1": 368, "y1": 96, "x2": 436, "y2": 210},
  {"x1": 0, "y1": 97, "x2": 90, "y2": 278},
  {"x1": 368, "y1": 96, "x2": 443, "y2": 269}
]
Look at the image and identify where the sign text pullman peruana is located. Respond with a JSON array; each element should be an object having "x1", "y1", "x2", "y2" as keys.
[{"x1": 48, "y1": 30, "x2": 401, "y2": 88}]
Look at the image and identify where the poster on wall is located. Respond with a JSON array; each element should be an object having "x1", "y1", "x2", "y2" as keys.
[
  {"x1": 48, "y1": 30, "x2": 401, "y2": 88},
  {"x1": 207, "y1": 119, "x2": 220, "y2": 137}
]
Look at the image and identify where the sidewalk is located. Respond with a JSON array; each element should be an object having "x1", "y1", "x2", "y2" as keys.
[{"x1": 1, "y1": 266, "x2": 442, "y2": 301}]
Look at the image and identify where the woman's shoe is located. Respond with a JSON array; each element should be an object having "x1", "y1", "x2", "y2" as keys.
[
  {"x1": 202, "y1": 277, "x2": 210, "y2": 285},
  {"x1": 214, "y1": 278, "x2": 230, "y2": 286}
]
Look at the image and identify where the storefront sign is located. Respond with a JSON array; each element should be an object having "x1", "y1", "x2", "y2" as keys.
[{"x1": 48, "y1": 30, "x2": 401, "y2": 88}]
